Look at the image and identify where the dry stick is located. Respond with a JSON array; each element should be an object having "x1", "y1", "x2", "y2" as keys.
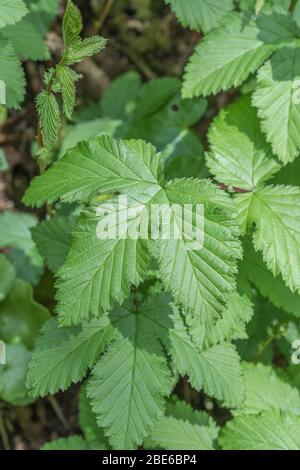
[
  {"x1": 0, "y1": 410, "x2": 10, "y2": 450},
  {"x1": 48, "y1": 396, "x2": 69, "y2": 430},
  {"x1": 95, "y1": 0, "x2": 114, "y2": 32}
]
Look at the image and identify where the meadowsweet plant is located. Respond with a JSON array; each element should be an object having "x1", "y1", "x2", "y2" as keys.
[{"x1": 1, "y1": 0, "x2": 300, "y2": 451}]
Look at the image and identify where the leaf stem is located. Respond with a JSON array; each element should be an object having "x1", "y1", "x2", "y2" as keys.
[
  {"x1": 253, "y1": 321, "x2": 288, "y2": 363},
  {"x1": 95, "y1": 0, "x2": 114, "y2": 32},
  {"x1": 48, "y1": 396, "x2": 69, "y2": 430}
]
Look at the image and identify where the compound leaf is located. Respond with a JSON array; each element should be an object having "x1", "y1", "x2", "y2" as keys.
[{"x1": 26, "y1": 316, "x2": 114, "y2": 397}]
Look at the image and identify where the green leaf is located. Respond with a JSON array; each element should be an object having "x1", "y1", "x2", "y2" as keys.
[
  {"x1": 236, "y1": 185, "x2": 300, "y2": 292},
  {"x1": 32, "y1": 213, "x2": 77, "y2": 273},
  {"x1": 220, "y1": 411, "x2": 300, "y2": 450},
  {"x1": 99, "y1": 71, "x2": 141, "y2": 123},
  {"x1": 0, "y1": 279, "x2": 49, "y2": 349},
  {"x1": 0, "y1": 0, "x2": 28, "y2": 28},
  {"x1": 56, "y1": 199, "x2": 151, "y2": 325},
  {"x1": 42, "y1": 436, "x2": 89, "y2": 450},
  {"x1": 23, "y1": 137, "x2": 162, "y2": 207},
  {"x1": 79, "y1": 386, "x2": 108, "y2": 450},
  {"x1": 28, "y1": 0, "x2": 61, "y2": 15},
  {"x1": 165, "y1": 0, "x2": 233, "y2": 33},
  {"x1": 87, "y1": 298, "x2": 173, "y2": 450},
  {"x1": 62, "y1": 0, "x2": 82, "y2": 47},
  {"x1": 0, "y1": 38, "x2": 25, "y2": 109},
  {"x1": 253, "y1": 44, "x2": 300, "y2": 163},
  {"x1": 26, "y1": 316, "x2": 114, "y2": 397},
  {"x1": 0, "y1": 344, "x2": 33, "y2": 406},
  {"x1": 182, "y1": 12, "x2": 276, "y2": 98},
  {"x1": 255, "y1": 0, "x2": 266, "y2": 15},
  {"x1": 188, "y1": 293, "x2": 254, "y2": 349},
  {"x1": 240, "y1": 239, "x2": 300, "y2": 317},
  {"x1": 2, "y1": 14, "x2": 50, "y2": 60},
  {"x1": 165, "y1": 397, "x2": 215, "y2": 426},
  {"x1": 0, "y1": 211, "x2": 40, "y2": 264},
  {"x1": 0, "y1": 149, "x2": 8, "y2": 171},
  {"x1": 24, "y1": 138, "x2": 241, "y2": 328},
  {"x1": 66, "y1": 36, "x2": 107, "y2": 65},
  {"x1": 56, "y1": 65, "x2": 80, "y2": 119},
  {"x1": 59, "y1": 118, "x2": 120, "y2": 158},
  {"x1": 207, "y1": 95, "x2": 281, "y2": 190},
  {"x1": 236, "y1": 362, "x2": 300, "y2": 416},
  {"x1": 150, "y1": 414, "x2": 218, "y2": 450},
  {"x1": 0, "y1": 254, "x2": 15, "y2": 301},
  {"x1": 36, "y1": 90, "x2": 61, "y2": 148},
  {"x1": 156, "y1": 178, "x2": 242, "y2": 324},
  {"x1": 7, "y1": 249, "x2": 43, "y2": 286},
  {"x1": 168, "y1": 309, "x2": 245, "y2": 407}
]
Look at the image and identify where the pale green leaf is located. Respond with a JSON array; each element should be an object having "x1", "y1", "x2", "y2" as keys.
[
  {"x1": 36, "y1": 90, "x2": 61, "y2": 148},
  {"x1": 87, "y1": 299, "x2": 173, "y2": 450},
  {"x1": 236, "y1": 185, "x2": 300, "y2": 292},
  {"x1": 59, "y1": 118, "x2": 120, "y2": 158},
  {"x1": 2, "y1": 14, "x2": 49, "y2": 60},
  {"x1": 165, "y1": 0, "x2": 233, "y2": 33},
  {"x1": 207, "y1": 95, "x2": 280, "y2": 190},
  {"x1": 156, "y1": 178, "x2": 242, "y2": 324},
  {"x1": 0, "y1": 344, "x2": 33, "y2": 406},
  {"x1": 188, "y1": 292, "x2": 254, "y2": 350},
  {"x1": 66, "y1": 36, "x2": 107, "y2": 64},
  {"x1": 26, "y1": 316, "x2": 114, "y2": 397},
  {"x1": 0, "y1": 0, "x2": 28, "y2": 28},
  {"x1": 42, "y1": 436, "x2": 89, "y2": 450},
  {"x1": 150, "y1": 415, "x2": 218, "y2": 450},
  {"x1": 62, "y1": 0, "x2": 82, "y2": 47},
  {"x1": 56, "y1": 65, "x2": 79, "y2": 119},
  {"x1": 236, "y1": 362, "x2": 300, "y2": 416},
  {"x1": 0, "y1": 38, "x2": 25, "y2": 109},
  {"x1": 253, "y1": 44, "x2": 300, "y2": 163},
  {"x1": 55, "y1": 200, "x2": 151, "y2": 325},
  {"x1": 23, "y1": 137, "x2": 162, "y2": 207},
  {"x1": 182, "y1": 12, "x2": 276, "y2": 98},
  {"x1": 168, "y1": 309, "x2": 245, "y2": 407},
  {"x1": 220, "y1": 411, "x2": 300, "y2": 450}
]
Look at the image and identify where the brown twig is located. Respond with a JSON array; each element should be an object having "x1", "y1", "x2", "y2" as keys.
[
  {"x1": 95, "y1": 0, "x2": 114, "y2": 32},
  {"x1": 0, "y1": 410, "x2": 10, "y2": 450},
  {"x1": 218, "y1": 183, "x2": 252, "y2": 194},
  {"x1": 48, "y1": 396, "x2": 69, "y2": 430}
]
